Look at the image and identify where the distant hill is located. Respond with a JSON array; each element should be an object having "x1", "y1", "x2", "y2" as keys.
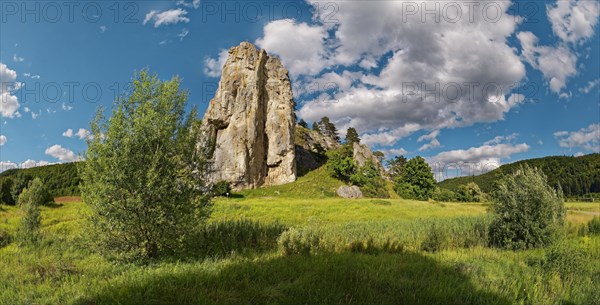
[
  {"x1": 438, "y1": 154, "x2": 600, "y2": 196},
  {"x1": 0, "y1": 162, "x2": 81, "y2": 198}
]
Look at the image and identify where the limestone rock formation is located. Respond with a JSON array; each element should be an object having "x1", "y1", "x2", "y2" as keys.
[
  {"x1": 336, "y1": 185, "x2": 363, "y2": 199},
  {"x1": 199, "y1": 42, "x2": 296, "y2": 189},
  {"x1": 352, "y1": 143, "x2": 386, "y2": 176}
]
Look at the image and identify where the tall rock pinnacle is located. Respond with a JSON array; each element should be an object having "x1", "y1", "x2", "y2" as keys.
[{"x1": 199, "y1": 42, "x2": 296, "y2": 189}]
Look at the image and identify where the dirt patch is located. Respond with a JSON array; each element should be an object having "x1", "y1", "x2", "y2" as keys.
[{"x1": 54, "y1": 196, "x2": 82, "y2": 203}]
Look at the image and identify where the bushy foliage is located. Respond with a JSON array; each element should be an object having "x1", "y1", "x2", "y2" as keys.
[
  {"x1": 457, "y1": 182, "x2": 485, "y2": 202},
  {"x1": 543, "y1": 241, "x2": 587, "y2": 282},
  {"x1": 0, "y1": 178, "x2": 14, "y2": 205},
  {"x1": 0, "y1": 229, "x2": 12, "y2": 248},
  {"x1": 277, "y1": 227, "x2": 320, "y2": 256},
  {"x1": 326, "y1": 145, "x2": 356, "y2": 183},
  {"x1": 386, "y1": 155, "x2": 407, "y2": 180},
  {"x1": 327, "y1": 146, "x2": 388, "y2": 198},
  {"x1": 317, "y1": 116, "x2": 340, "y2": 142},
  {"x1": 16, "y1": 178, "x2": 46, "y2": 244},
  {"x1": 579, "y1": 216, "x2": 600, "y2": 236},
  {"x1": 432, "y1": 187, "x2": 458, "y2": 202},
  {"x1": 298, "y1": 119, "x2": 308, "y2": 128},
  {"x1": 211, "y1": 181, "x2": 232, "y2": 197},
  {"x1": 489, "y1": 166, "x2": 566, "y2": 250},
  {"x1": 80, "y1": 70, "x2": 211, "y2": 260},
  {"x1": 0, "y1": 162, "x2": 81, "y2": 198},
  {"x1": 394, "y1": 156, "x2": 436, "y2": 201}
]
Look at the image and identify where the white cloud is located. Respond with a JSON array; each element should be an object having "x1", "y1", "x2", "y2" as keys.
[
  {"x1": 62, "y1": 128, "x2": 74, "y2": 137},
  {"x1": 0, "y1": 62, "x2": 22, "y2": 118},
  {"x1": 0, "y1": 135, "x2": 6, "y2": 146},
  {"x1": 99, "y1": 25, "x2": 107, "y2": 33},
  {"x1": 574, "y1": 152, "x2": 585, "y2": 157},
  {"x1": 417, "y1": 130, "x2": 441, "y2": 152},
  {"x1": 62, "y1": 102, "x2": 73, "y2": 111},
  {"x1": 554, "y1": 123, "x2": 600, "y2": 152},
  {"x1": 427, "y1": 142, "x2": 530, "y2": 181},
  {"x1": 483, "y1": 133, "x2": 519, "y2": 145},
  {"x1": 19, "y1": 159, "x2": 53, "y2": 169},
  {"x1": 203, "y1": 49, "x2": 230, "y2": 78},
  {"x1": 143, "y1": 8, "x2": 189, "y2": 28},
  {"x1": 62, "y1": 128, "x2": 90, "y2": 140},
  {"x1": 0, "y1": 161, "x2": 17, "y2": 172},
  {"x1": 178, "y1": 28, "x2": 189, "y2": 41},
  {"x1": 579, "y1": 79, "x2": 600, "y2": 94},
  {"x1": 256, "y1": 19, "x2": 329, "y2": 77},
  {"x1": 177, "y1": 0, "x2": 200, "y2": 9},
  {"x1": 518, "y1": 31, "x2": 577, "y2": 94},
  {"x1": 31, "y1": 111, "x2": 39, "y2": 119},
  {"x1": 45, "y1": 145, "x2": 80, "y2": 162},
  {"x1": 547, "y1": 0, "x2": 600, "y2": 44},
  {"x1": 297, "y1": 1, "x2": 525, "y2": 147},
  {"x1": 381, "y1": 148, "x2": 408, "y2": 158},
  {"x1": 12, "y1": 54, "x2": 24, "y2": 62},
  {"x1": 31, "y1": 75, "x2": 40, "y2": 79}
]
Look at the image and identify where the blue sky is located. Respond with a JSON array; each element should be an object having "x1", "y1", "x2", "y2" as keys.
[{"x1": 1, "y1": 0, "x2": 599, "y2": 180}]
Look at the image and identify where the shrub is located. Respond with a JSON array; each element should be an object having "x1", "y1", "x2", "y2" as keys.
[
  {"x1": 457, "y1": 182, "x2": 484, "y2": 202},
  {"x1": 326, "y1": 145, "x2": 356, "y2": 182},
  {"x1": 489, "y1": 165, "x2": 566, "y2": 250},
  {"x1": 349, "y1": 161, "x2": 389, "y2": 198},
  {"x1": 432, "y1": 187, "x2": 458, "y2": 202},
  {"x1": 586, "y1": 216, "x2": 600, "y2": 235},
  {"x1": 421, "y1": 224, "x2": 449, "y2": 252},
  {"x1": 80, "y1": 70, "x2": 211, "y2": 260},
  {"x1": 16, "y1": 178, "x2": 46, "y2": 245},
  {"x1": 212, "y1": 181, "x2": 232, "y2": 197}
]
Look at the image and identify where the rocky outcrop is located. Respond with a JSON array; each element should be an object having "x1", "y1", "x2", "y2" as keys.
[
  {"x1": 353, "y1": 143, "x2": 386, "y2": 176},
  {"x1": 336, "y1": 185, "x2": 363, "y2": 199},
  {"x1": 198, "y1": 42, "x2": 296, "y2": 189}
]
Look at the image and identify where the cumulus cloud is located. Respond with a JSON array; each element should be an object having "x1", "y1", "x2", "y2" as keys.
[
  {"x1": 554, "y1": 123, "x2": 599, "y2": 152},
  {"x1": 0, "y1": 161, "x2": 17, "y2": 172},
  {"x1": 418, "y1": 130, "x2": 441, "y2": 152},
  {"x1": 143, "y1": 8, "x2": 189, "y2": 28},
  {"x1": 62, "y1": 128, "x2": 91, "y2": 140},
  {"x1": 45, "y1": 145, "x2": 80, "y2": 162},
  {"x1": 0, "y1": 62, "x2": 22, "y2": 118},
  {"x1": 203, "y1": 49, "x2": 230, "y2": 78},
  {"x1": 483, "y1": 133, "x2": 519, "y2": 145},
  {"x1": 176, "y1": 0, "x2": 200, "y2": 9},
  {"x1": 20, "y1": 159, "x2": 53, "y2": 169},
  {"x1": 547, "y1": 0, "x2": 600, "y2": 44},
  {"x1": 0, "y1": 135, "x2": 6, "y2": 146},
  {"x1": 297, "y1": 1, "x2": 526, "y2": 147},
  {"x1": 256, "y1": 19, "x2": 329, "y2": 77},
  {"x1": 427, "y1": 142, "x2": 530, "y2": 181},
  {"x1": 518, "y1": 31, "x2": 577, "y2": 94},
  {"x1": 380, "y1": 148, "x2": 409, "y2": 158}
]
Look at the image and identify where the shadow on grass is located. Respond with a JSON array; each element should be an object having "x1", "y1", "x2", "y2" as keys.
[
  {"x1": 72, "y1": 252, "x2": 511, "y2": 305},
  {"x1": 44, "y1": 202, "x2": 64, "y2": 208}
]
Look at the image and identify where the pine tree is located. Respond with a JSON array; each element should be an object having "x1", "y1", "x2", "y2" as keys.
[{"x1": 345, "y1": 127, "x2": 360, "y2": 145}]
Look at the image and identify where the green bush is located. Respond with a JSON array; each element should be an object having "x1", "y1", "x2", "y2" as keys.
[
  {"x1": 16, "y1": 178, "x2": 46, "y2": 245},
  {"x1": 420, "y1": 224, "x2": 448, "y2": 253},
  {"x1": 326, "y1": 145, "x2": 356, "y2": 182},
  {"x1": 212, "y1": 181, "x2": 232, "y2": 197},
  {"x1": 432, "y1": 187, "x2": 458, "y2": 202},
  {"x1": 457, "y1": 182, "x2": 485, "y2": 202},
  {"x1": 489, "y1": 166, "x2": 566, "y2": 250},
  {"x1": 349, "y1": 161, "x2": 389, "y2": 198},
  {"x1": 80, "y1": 70, "x2": 211, "y2": 260}
]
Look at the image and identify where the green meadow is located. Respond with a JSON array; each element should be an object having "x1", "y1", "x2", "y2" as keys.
[{"x1": 1, "y1": 169, "x2": 599, "y2": 305}]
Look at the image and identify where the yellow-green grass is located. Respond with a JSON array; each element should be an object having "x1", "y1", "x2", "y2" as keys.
[{"x1": 1, "y1": 194, "x2": 599, "y2": 305}]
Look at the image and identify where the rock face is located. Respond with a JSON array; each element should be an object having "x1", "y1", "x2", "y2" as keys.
[
  {"x1": 352, "y1": 143, "x2": 386, "y2": 176},
  {"x1": 336, "y1": 185, "x2": 363, "y2": 199},
  {"x1": 199, "y1": 42, "x2": 296, "y2": 189}
]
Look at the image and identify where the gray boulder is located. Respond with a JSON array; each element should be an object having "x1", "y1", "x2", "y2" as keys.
[{"x1": 337, "y1": 185, "x2": 363, "y2": 199}]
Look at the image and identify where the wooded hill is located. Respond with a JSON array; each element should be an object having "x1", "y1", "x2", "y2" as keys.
[
  {"x1": 438, "y1": 154, "x2": 600, "y2": 197},
  {"x1": 0, "y1": 163, "x2": 80, "y2": 203}
]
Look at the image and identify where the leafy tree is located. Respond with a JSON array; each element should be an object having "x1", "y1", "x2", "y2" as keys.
[
  {"x1": 298, "y1": 119, "x2": 308, "y2": 128},
  {"x1": 11, "y1": 175, "x2": 32, "y2": 204},
  {"x1": 0, "y1": 178, "x2": 14, "y2": 205},
  {"x1": 457, "y1": 182, "x2": 484, "y2": 202},
  {"x1": 326, "y1": 145, "x2": 356, "y2": 183},
  {"x1": 318, "y1": 117, "x2": 340, "y2": 142},
  {"x1": 489, "y1": 165, "x2": 566, "y2": 250},
  {"x1": 345, "y1": 127, "x2": 360, "y2": 145},
  {"x1": 80, "y1": 70, "x2": 211, "y2": 259},
  {"x1": 394, "y1": 156, "x2": 436, "y2": 201},
  {"x1": 432, "y1": 187, "x2": 458, "y2": 202},
  {"x1": 386, "y1": 156, "x2": 407, "y2": 181},
  {"x1": 17, "y1": 178, "x2": 45, "y2": 244},
  {"x1": 312, "y1": 122, "x2": 320, "y2": 133},
  {"x1": 373, "y1": 151, "x2": 385, "y2": 164},
  {"x1": 350, "y1": 161, "x2": 389, "y2": 198}
]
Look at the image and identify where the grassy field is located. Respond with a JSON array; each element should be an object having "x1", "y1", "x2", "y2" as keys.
[{"x1": 1, "y1": 176, "x2": 599, "y2": 305}]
